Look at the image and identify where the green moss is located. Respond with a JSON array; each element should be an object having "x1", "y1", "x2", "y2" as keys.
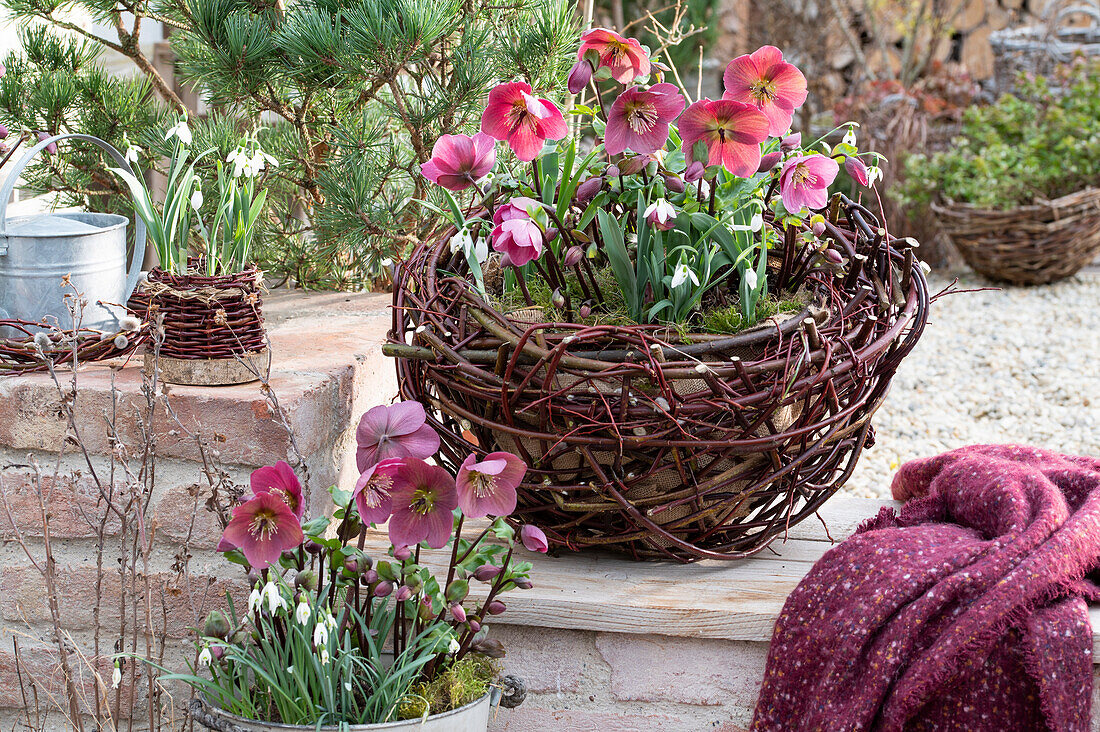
[
  {"x1": 699, "y1": 293, "x2": 807, "y2": 334},
  {"x1": 397, "y1": 655, "x2": 499, "y2": 720}
]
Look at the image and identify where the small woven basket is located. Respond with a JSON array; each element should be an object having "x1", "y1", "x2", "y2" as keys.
[
  {"x1": 128, "y1": 265, "x2": 269, "y2": 385},
  {"x1": 388, "y1": 198, "x2": 930, "y2": 562},
  {"x1": 932, "y1": 187, "x2": 1100, "y2": 285}
]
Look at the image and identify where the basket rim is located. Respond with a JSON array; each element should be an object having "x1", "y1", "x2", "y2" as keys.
[{"x1": 931, "y1": 186, "x2": 1100, "y2": 219}]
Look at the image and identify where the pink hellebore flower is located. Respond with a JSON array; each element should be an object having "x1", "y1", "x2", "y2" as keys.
[
  {"x1": 604, "y1": 83, "x2": 685, "y2": 156},
  {"x1": 644, "y1": 199, "x2": 677, "y2": 231},
  {"x1": 456, "y1": 451, "x2": 527, "y2": 518},
  {"x1": 221, "y1": 492, "x2": 304, "y2": 569},
  {"x1": 420, "y1": 132, "x2": 496, "y2": 192},
  {"x1": 845, "y1": 156, "x2": 870, "y2": 186},
  {"x1": 723, "y1": 46, "x2": 808, "y2": 137},
  {"x1": 492, "y1": 196, "x2": 544, "y2": 266},
  {"x1": 481, "y1": 82, "x2": 568, "y2": 162},
  {"x1": 356, "y1": 401, "x2": 440, "y2": 472},
  {"x1": 520, "y1": 524, "x2": 549, "y2": 553},
  {"x1": 387, "y1": 458, "x2": 459, "y2": 549},
  {"x1": 779, "y1": 154, "x2": 840, "y2": 212},
  {"x1": 250, "y1": 460, "x2": 304, "y2": 519},
  {"x1": 678, "y1": 99, "x2": 769, "y2": 178},
  {"x1": 353, "y1": 457, "x2": 405, "y2": 525},
  {"x1": 577, "y1": 28, "x2": 651, "y2": 84}
]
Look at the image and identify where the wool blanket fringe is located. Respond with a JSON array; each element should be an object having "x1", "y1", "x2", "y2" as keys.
[{"x1": 752, "y1": 444, "x2": 1100, "y2": 731}]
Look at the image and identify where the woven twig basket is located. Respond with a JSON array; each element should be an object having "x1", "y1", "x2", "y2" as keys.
[
  {"x1": 932, "y1": 187, "x2": 1100, "y2": 285},
  {"x1": 387, "y1": 199, "x2": 930, "y2": 562},
  {"x1": 991, "y1": 1, "x2": 1100, "y2": 94},
  {"x1": 128, "y1": 266, "x2": 269, "y2": 385}
]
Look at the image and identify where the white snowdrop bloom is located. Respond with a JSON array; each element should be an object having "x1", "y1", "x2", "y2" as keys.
[
  {"x1": 111, "y1": 665, "x2": 122, "y2": 689},
  {"x1": 843, "y1": 126, "x2": 857, "y2": 147},
  {"x1": 125, "y1": 146, "x2": 142, "y2": 164},
  {"x1": 325, "y1": 613, "x2": 338, "y2": 630},
  {"x1": 248, "y1": 586, "x2": 263, "y2": 614},
  {"x1": 320, "y1": 648, "x2": 331, "y2": 665},
  {"x1": 867, "y1": 166, "x2": 883, "y2": 186},
  {"x1": 198, "y1": 647, "x2": 213, "y2": 667},
  {"x1": 226, "y1": 148, "x2": 249, "y2": 178},
  {"x1": 190, "y1": 190, "x2": 203, "y2": 211},
  {"x1": 165, "y1": 118, "x2": 192, "y2": 146},
  {"x1": 448, "y1": 638, "x2": 461, "y2": 654},
  {"x1": 670, "y1": 263, "x2": 699, "y2": 289},
  {"x1": 750, "y1": 212, "x2": 763, "y2": 232},
  {"x1": 744, "y1": 269, "x2": 759, "y2": 292},
  {"x1": 313, "y1": 622, "x2": 330, "y2": 647},
  {"x1": 644, "y1": 198, "x2": 676, "y2": 229},
  {"x1": 261, "y1": 582, "x2": 287, "y2": 614},
  {"x1": 295, "y1": 600, "x2": 312, "y2": 625}
]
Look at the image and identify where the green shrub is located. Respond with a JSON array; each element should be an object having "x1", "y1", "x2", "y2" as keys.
[{"x1": 901, "y1": 57, "x2": 1100, "y2": 210}]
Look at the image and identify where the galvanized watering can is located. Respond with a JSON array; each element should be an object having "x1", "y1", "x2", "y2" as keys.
[{"x1": 0, "y1": 133, "x2": 146, "y2": 337}]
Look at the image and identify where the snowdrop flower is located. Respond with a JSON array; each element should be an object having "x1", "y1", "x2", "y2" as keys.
[
  {"x1": 227, "y1": 148, "x2": 249, "y2": 178},
  {"x1": 867, "y1": 166, "x2": 883, "y2": 186},
  {"x1": 450, "y1": 229, "x2": 488, "y2": 263},
  {"x1": 744, "y1": 268, "x2": 759, "y2": 291},
  {"x1": 324, "y1": 613, "x2": 337, "y2": 631},
  {"x1": 248, "y1": 586, "x2": 263, "y2": 614},
  {"x1": 261, "y1": 582, "x2": 287, "y2": 615},
  {"x1": 313, "y1": 621, "x2": 330, "y2": 647},
  {"x1": 842, "y1": 126, "x2": 857, "y2": 147},
  {"x1": 295, "y1": 600, "x2": 311, "y2": 625},
  {"x1": 448, "y1": 637, "x2": 461, "y2": 654},
  {"x1": 731, "y1": 212, "x2": 764, "y2": 233},
  {"x1": 644, "y1": 198, "x2": 677, "y2": 231},
  {"x1": 124, "y1": 146, "x2": 142, "y2": 165},
  {"x1": 670, "y1": 262, "x2": 699, "y2": 289},
  {"x1": 165, "y1": 118, "x2": 192, "y2": 146},
  {"x1": 111, "y1": 665, "x2": 122, "y2": 689},
  {"x1": 320, "y1": 648, "x2": 331, "y2": 665},
  {"x1": 190, "y1": 190, "x2": 203, "y2": 211},
  {"x1": 344, "y1": 682, "x2": 352, "y2": 692},
  {"x1": 198, "y1": 647, "x2": 213, "y2": 667}
]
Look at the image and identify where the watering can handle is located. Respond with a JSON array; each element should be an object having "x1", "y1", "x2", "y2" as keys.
[{"x1": 0, "y1": 133, "x2": 148, "y2": 302}]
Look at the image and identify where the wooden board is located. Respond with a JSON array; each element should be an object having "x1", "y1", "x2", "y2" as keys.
[
  {"x1": 365, "y1": 496, "x2": 1100, "y2": 661},
  {"x1": 145, "y1": 349, "x2": 271, "y2": 386}
]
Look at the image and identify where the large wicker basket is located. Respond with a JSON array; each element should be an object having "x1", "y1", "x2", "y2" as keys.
[
  {"x1": 932, "y1": 188, "x2": 1100, "y2": 285},
  {"x1": 128, "y1": 266, "x2": 269, "y2": 385},
  {"x1": 387, "y1": 197, "x2": 930, "y2": 562}
]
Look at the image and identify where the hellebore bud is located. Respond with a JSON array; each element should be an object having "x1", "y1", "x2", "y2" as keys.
[
  {"x1": 203, "y1": 610, "x2": 230, "y2": 639},
  {"x1": 578, "y1": 303, "x2": 592, "y2": 319},
  {"x1": 304, "y1": 539, "x2": 323, "y2": 555},
  {"x1": 563, "y1": 246, "x2": 583, "y2": 267},
  {"x1": 473, "y1": 564, "x2": 503, "y2": 582},
  {"x1": 0, "y1": 124, "x2": 8, "y2": 140},
  {"x1": 574, "y1": 177, "x2": 603, "y2": 206},
  {"x1": 684, "y1": 160, "x2": 705, "y2": 183},
  {"x1": 392, "y1": 545, "x2": 412, "y2": 561},
  {"x1": 419, "y1": 595, "x2": 435, "y2": 622},
  {"x1": 845, "y1": 156, "x2": 870, "y2": 187},
  {"x1": 605, "y1": 164, "x2": 620, "y2": 179},
  {"x1": 812, "y1": 221, "x2": 827, "y2": 237},
  {"x1": 618, "y1": 155, "x2": 648, "y2": 175},
  {"x1": 395, "y1": 585, "x2": 414, "y2": 602},
  {"x1": 662, "y1": 172, "x2": 685, "y2": 193},
  {"x1": 551, "y1": 289, "x2": 566, "y2": 309},
  {"x1": 514, "y1": 578, "x2": 534, "y2": 590},
  {"x1": 450, "y1": 603, "x2": 467, "y2": 623},
  {"x1": 36, "y1": 131, "x2": 57, "y2": 155},
  {"x1": 823, "y1": 249, "x2": 844, "y2": 265},
  {"x1": 780, "y1": 133, "x2": 801, "y2": 152},
  {"x1": 373, "y1": 580, "x2": 394, "y2": 598},
  {"x1": 567, "y1": 60, "x2": 594, "y2": 94},
  {"x1": 544, "y1": 227, "x2": 559, "y2": 244},
  {"x1": 295, "y1": 570, "x2": 319, "y2": 592},
  {"x1": 468, "y1": 618, "x2": 482, "y2": 633},
  {"x1": 345, "y1": 557, "x2": 365, "y2": 574},
  {"x1": 758, "y1": 151, "x2": 782, "y2": 173},
  {"x1": 486, "y1": 600, "x2": 506, "y2": 615},
  {"x1": 211, "y1": 645, "x2": 226, "y2": 662},
  {"x1": 363, "y1": 569, "x2": 379, "y2": 585}
]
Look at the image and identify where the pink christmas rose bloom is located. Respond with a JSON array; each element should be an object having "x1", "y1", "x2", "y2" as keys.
[
  {"x1": 604, "y1": 83, "x2": 685, "y2": 156},
  {"x1": 520, "y1": 524, "x2": 549, "y2": 553},
  {"x1": 480, "y1": 82, "x2": 567, "y2": 162},
  {"x1": 387, "y1": 458, "x2": 459, "y2": 549},
  {"x1": 491, "y1": 196, "x2": 543, "y2": 266},
  {"x1": 779, "y1": 154, "x2": 840, "y2": 212},
  {"x1": 420, "y1": 132, "x2": 496, "y2": 191},
  {"x1": 221, "y1": 492, "x2": 304, "y2": 569},
  {"x1": 578, "y1": 28, "x2": 651, "y2": 84},
  {"x1": 356, "y1": 401, "x2": 440, "y2": 472},
  {"x1": 678, "y1": 99, "x2": 769, "y2": 178},
  {"x1": 722, "y1": 46, "x2": 808, "y2": 137},
  {"x1": 249, "y1": 460, "x2": 303, "y2": 519},
  {"x1": 456, "y1": 451, "x2": 527, "y2": 518},
  {"x1": 353, "y1": 457, "x2": 405, "y2": 526}
]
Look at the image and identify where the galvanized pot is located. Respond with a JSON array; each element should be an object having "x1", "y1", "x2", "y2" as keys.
[
  {"x1": 190, "y1": 691, "x2": 497, "y2": 732},
  {"x1": 0, "y1": 133, "x2": 146, "y2": 337}
]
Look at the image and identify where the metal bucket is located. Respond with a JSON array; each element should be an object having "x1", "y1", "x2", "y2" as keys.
[{"x1": 0, "y1": 133, "x2": 146, "y2": 337}]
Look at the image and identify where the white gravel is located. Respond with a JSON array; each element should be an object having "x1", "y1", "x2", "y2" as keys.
[{"x1": 842, "y1": 269, "x2": 1100, "y2": 499}]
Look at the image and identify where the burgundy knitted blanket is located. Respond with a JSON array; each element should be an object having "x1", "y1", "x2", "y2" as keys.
[{"x1": 752, "y1": 445, "x2": 1100, "y2": 731}]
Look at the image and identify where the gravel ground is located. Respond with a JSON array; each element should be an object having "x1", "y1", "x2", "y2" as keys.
[{"x1": 842, "y1": 269, "x2": 1100, "y2": 499}]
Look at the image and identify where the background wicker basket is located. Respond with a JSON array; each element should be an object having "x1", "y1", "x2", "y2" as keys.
[
  {"x1": 387, "y1": 198, "x2": 930, "y2": 562},
  {"x1": 128, "y1": 266, "x2": 269, "y2": 385},
  {"x1": 991, "y1": 0, "x2": 1100, "y2": 95},
  {"x1": 932, "y1": 187, "x2": 1100, "y2": 285}
]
